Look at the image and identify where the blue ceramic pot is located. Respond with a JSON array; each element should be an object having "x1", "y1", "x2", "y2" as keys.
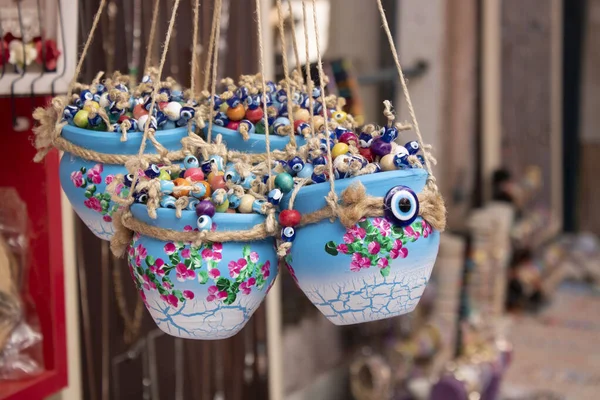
[
  {"x1": 127, "y1": 205, "x2": 279, "y2": 340},
  {"x1": 281, "y1": 169, "x2": 440, "y2": 325},
  {"x1": 203, "y1": 125, "x2": 306, "y2": 153},
  {"x1": 59, "y1": 125, "x2": 188, "y2": 240}
]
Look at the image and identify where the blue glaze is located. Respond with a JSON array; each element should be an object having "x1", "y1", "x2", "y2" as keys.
[
  {"x1": 129, "y1": 206, "x2": 279, "y2": 339},
  {"x1": 202, "y1": 125, "x2": 306, "y2": 154},
  {"x1": 59, "y1": 124, "x2": 188, "y2": 241},
  {"x1": 280, "y1": 169, "x2": 439, "y2": 325}
]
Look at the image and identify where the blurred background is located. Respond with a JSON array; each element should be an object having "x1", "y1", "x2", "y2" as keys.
[{"x1": 0, "y1": 0, "x2": 598, "y2": 399}]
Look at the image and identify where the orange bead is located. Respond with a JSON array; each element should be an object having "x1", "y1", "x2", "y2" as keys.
[
  {"x1": 197, "y1": 181, "x2": 212, "y2": 199},
  {"x1": 133, "y1": 104, "x2": 148, "y2": 120},
  {"x1": 226, "y1": 104, "x2": 246, "y2": 121},
  {"x1": 207, "y1": 172, "x2": 227, "y2": 190},
  {"x1": 173, "y1": 178, "x2": 191, "y2": 198}
]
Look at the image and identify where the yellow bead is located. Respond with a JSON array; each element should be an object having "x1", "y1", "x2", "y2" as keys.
[
  {"x1": 380, "y1": 154, "x2": 397, "y2": 171},
  {"x1": 293, "y1": 108, "x2": 310, "y2": 122},
  {"x1": 331, "y1": 143, "x2": 349, "y2": 159},
  {"x1": 332, "y1": 110, "x2": 347, "y2": 124},
  {"x1": 215, "y1": 199, "x2": 230, "y2": 212},
  {"x1": 238, "y1": 194, "x2": 256, "y2": 214},
  {"x1": 83, "y1": 101, "x2": 100, "y2": 112},
  {"x1": 73, "y1": 110, "x2": 89, "y2": 128}
]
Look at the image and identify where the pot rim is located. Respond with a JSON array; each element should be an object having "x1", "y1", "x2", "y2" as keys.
[
  {"x1": 62, "y1": 124, "x2": 190, "y2": 155},
  {"x1": 204, "y1": 124, "x2": 307, "y2": 147}
]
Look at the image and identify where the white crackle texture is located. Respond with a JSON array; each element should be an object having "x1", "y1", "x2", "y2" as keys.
[
  {"x1": 145, "y1": 294, "x2": 263, "y2": 340},
  {"x1": 303, "y1": 266, "x2": 433, "y2": 325},
  {"x1": 83, "y1": 215, "x2": 115, "y2": 240}
]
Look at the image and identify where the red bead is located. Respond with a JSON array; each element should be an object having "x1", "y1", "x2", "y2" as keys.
[
  {"x1": 339, "y1": 132, "x2": 359, "y2": 146},
  {"x1": 294, "y1": 119, "x2": 304, "y2": 131},
  {"x1": 158, "y1": 101, "x2": 169, "y2": 110},
  {"x1": 245, "y1": 107, "x2": 264, "y2": 124},
  {"x1": 183, "y1": 167, "x2": 205, "y2": 182},
  {"x1": 279, "y1": 209, "x2": 301, "y2": 227},
  {"x1": 118, "y1": 114, "x2": 130, "y2": 123},
  {"x1": 359, "y1": 147, "x2": 374, "y2": 163},
  {"x1": 227, "y1": 120, "x2": 240, "y2": 130}
]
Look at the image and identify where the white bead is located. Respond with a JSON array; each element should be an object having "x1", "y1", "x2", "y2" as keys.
[
  {"x1": 238, "y1": 194, "x2": 256, "y2": 214},
  {"x1": 164, "y1": 102, "x2": 182, "y2": 121}
]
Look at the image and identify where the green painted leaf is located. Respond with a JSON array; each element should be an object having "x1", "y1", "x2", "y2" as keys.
[
  {"x1": 230, "y1": 281, "x2": 240, "y2": 293},
  {"x1": 158, "y1": 286, "x2": 168, "y2": 295},
  {"x1": 145, "y1": 255, "x2": 155, "y2": 266},
  {"x1": 86, "y1": 184, "x2": 96, "y2": 193},
  {"x1": 80, "y1": 167, "x2": 87, "y2": 173},
  {"x1": 224, "y1": 292, "x2": 237, "y2": 305},
  {"x1": 242, "y1": 245, "x2": 251, "y2": 258},
  {"x1": 380, "y1": 266, "x2": 391, "y2": 277},
  {"x1": 136, "y1": 266, "x2": 144, "y2": 275},
  {"x1": 84, "y1": 191, "x2": 92, "y2": 199},
  {"x1": 358, "y1": 219, "x2": 369, "y2": 229},
  {"x1": 102, "y1": 193, "x2": 111, "y2": 201},
  {"x1": 173, "y1": 290, "x2": 184, "y2": 302},
  {"x1": 217, "y1": 278, "x2": 231, "y2": 291},
  {"x1": 162, "y1": 276, "x2": 172, "y2": 283},
  {"x1": 86, "y1": 177, "x2": 93, "y2": 184},
  {"x1": 198, "y1": 270, "x2": 209, "y2": 284},
  {"x1": 324, "y1": 241, "x2": 338, "y2": 256}
]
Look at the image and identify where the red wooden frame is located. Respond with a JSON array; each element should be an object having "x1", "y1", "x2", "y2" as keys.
[{"x1": 0, "y1": 97, "x2": 68, "y2": 399}]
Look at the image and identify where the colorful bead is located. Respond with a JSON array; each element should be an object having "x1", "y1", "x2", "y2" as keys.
[
  {"x1": 394, "y1": 153, "x2": 409, "y2": 168},
  {"x1": 214, "y1": 111, "x2": 229, "y2": 127},
  {"x1": 338, "y1": 132, "x2": 359, "y2": 146},
  {"x1": 332, "y1": 110, "x2": 347, "y2": 124},
  {"x1": 275, "y1": 172, "x2": 294, "y2": 193},
  {"x1": 124, "y1": 173, "x2": 135, "y2": 187},
  {"x1": 273, "y1": 117, "x2": 291, "y2": 135},
  {"x1": 134, "y1": 190, "x2": 148, "y2": 204},
  {"x1": 163, "y1": 102, "x2": 182, "y2": 121},
  {"x1": 293, "y1": 107, "x2": 310, "y2": 122},
  {"x1": 358, "y1": 147, "x2": 374, "y2": 163},
  {"x1": 252, "y1": 199, "x2": 267, "y2": 214},
  {"x1": 145, "y1": 164, "x2": 161, "y2": 179},
  {"x1": 184, "y1": 155, "x2": 200, "y2": 169},
  {"x1": 238, "y1": 194, "x2": 256, "y2": 214},
  {"x1": 358, "y1": 132, "x2": 374, "y2": 148},
  {"x1": 228, "y1": 192, "x2": 241, "y2": 209},
  {"x1": 245, "y1": 107, "x2": 264, "y2": 124},
  {"x1": 226, "y1": 104, "x2": 246, "y2": 121},
  {"x1": 227, "y1": 120, "x2": 241, "y2": 130},
  {"x1": 211, "y1": 188, "x2": 228, "y2": 205},
  {"x1": 187, "y1": 198, "x2": 199, "y2": 211},
  {"x1": 209, "y1": 155, "x2": 225, "y2": 171},
  {"x1": 380, "y1": 154, "x2": 397, "y2": 171},
  {"x1": 184, "y1": 167, "x2": 205, "y2": 182},
  {"x1": 224, "y1": 167, "x2": 241, "y2": 184},
  {"x1": 160, "y1": 180, "x2": 175, "y2": 194},
  {"x1": 331, "y1": 143, "x2": 349, "y2": 159},
  {"x1": 191, "y1": 181, "x2": 211, "y2": 199},
  {"x1": 160, "y1": 195, "x2": 177, "y2": 209},
  {"x1": 173, "y1": 178, "x2": 191, "y2": 198},
  {"x1": 287, "y1": 157, "x2": 305, "y2": 174},
  {"x1": 133, "y1": 103, "x2": 148, "y2": 120},
  {"x1": 158, "y1": 169, "x2": 171, "y2": 180},
  {"x1": 281, "y1": 226, "x2": 296, "y2": 242},
  {"x1": 239, "y1": 173, "x2": 256, "y2": 190},
  {"x1": 73, "y1": 110, "x2": 89, "y2": 128},
  {"x1": 384, "y1": 185, "x2": 419, "y2": 227},
  {"x1": 279, "y1": 209, "x2": 301, "y2": 227},
  {"x1": 195, "y1": 200, "x2": 216, "y2": 217},
  {"x1": 380, "y1": 126, "x2": 399, "y2": 143},
  {"x1": 405, "y1": 141, "x2": 420, "y2": 155},
  {"x1": 371, "y1": 137, "x2": 392, "y2": 157},
  {"x1": 215, "y1": 199, "x2": 230, "y2": 213},
  {"x1": 267, "y1": 188, "x2": 283, "y2": 205},
  {"x1": 207, "y1": 172, "x2": 227, "y2": 190},
  {"x1": 197, "y1": 215, "x2": 213, "y2": 231}
]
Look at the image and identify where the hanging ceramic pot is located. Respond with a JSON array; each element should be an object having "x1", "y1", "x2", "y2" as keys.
[
  {"x1": 203, "y1": 124, "x2": 306, "y2": 154},
  {"x1": 126, "y1": 205, "x2": 278, "y2": 339},
  {"x1": 281, "y1": 169, "x2": 440, "y2": 325},
  {"x1": 59, "y1": 125, "x2": 188, "y2": 240}
]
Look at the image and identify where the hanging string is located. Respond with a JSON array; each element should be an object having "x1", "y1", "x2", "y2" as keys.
[
  {"x1": 301, "y1": 1, "x2": 315, "y2": 137},
  {"x1": 255, "y1": 0, "x2": 273, "y2": 190},
  {"x1": 311, "y1": 0, "x2": 338, "y2": 209},
  {"x1": 190, "y1": 0, "x2": 201, "y2": 96},
  {"x1": 66, "y1": 0, "x2": 107, "y2": 99},
  {"x1": 287, "y1": 0, "x2": 302, "y2": 80},
  {"x1": 376, "y1": 0, "x2": 438, "y2": 190},
  {"x1": 275, "y1": 0, "x2": 297, "y2": 148},
  {"x1": 143, "y1": 0, "x2": 161, "y2": 74},
  {"x1": 205, "y1": 0, "x2": 223, "y2": 144},
  {"x1": 202, "y1": 0, "x2": 220, "y2": 93},
  {"x1": 127, "y1": 0, "x2": 182, "y2": 202}
]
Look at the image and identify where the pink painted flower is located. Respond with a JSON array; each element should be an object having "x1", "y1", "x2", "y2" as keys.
[
  {"x1": 377, "y1": 258, "x2": 389, "y2": 269},
  {"x1": 139, "y1": 289, "x2": 148, "y2": 306},
  {"x1": 404, "y1": 226, "x2": 420, "y2": 240},
  {"x1": 142, "y1": 274, "x2": 156, "y2": 290},
  {"x1": 166, "y1": 294, "x2": 179, "y2": 307},
  {"x1": 164, "y1": 242, "x2": 177, "y2": 255},
  {"x1": 105, "y1": 175, "x2": 114, "y2": 185},
  {"x1": 240, "y1": 281, "x2": 252, "y2": 295},
  {"x1": 373, "y1": 218, "x2": 391, "y2": 236},
  {"x1": 208, "y1": 268, "x2": 221, "y2": 279},
  {"x1": 250, "y1": 251, "x2": 259, "y2": 263},
  {"x1": 261, "y1": 260, "x2": 271, "y2": 278},
  {"x1": 176, "y1": 263, "x2": 188, "y2": 282},
  {"x1": 211, "y1": 223, "x2": 217, "y2": 232},
  {"x1": 337, "y1": 244, "x2": 349, "y2": 254},
  {"x1": 390, "y1": 240, "x2": 408, "y2": 259},
  {"x1": 212, "y1": 243, "x2": 223, "y2": 253},
  {"x1": 422, "y1": 221, "x2": 433, "y2": 238},
  {"x1": 155, "y1": 258, "x2": 165, "y2": 268},
  {"x1": 181, "y1": 248, "x2": 191, "y2": 259},
  {"x1": 84, "y1": 197, "x2": 102, "y2": 212},
  {"x1": 134, "y1": 244, "x2": 147, "y2": 266},
  {"x1": 368, "y1": 241, "x2": 381, "y2": 255},
  {"x1": 213, "y1": 251, "x2": 222, "y2": 262},
  {"x1": 87, "y1": 164, "x2": 103, "y2": 184},
  {"x1": 217, "y1": 290, "x2": 228, "y2": 300},
  {"x1": 201, "y1": 248, "x2": 213, "y2": 260},
  {"x1": 70, "y1": 170, "x2": 84, "y2": 187},
  {"x1": 350, "y1": 253, "x2": 371, "y2": 272},
  {"x1": 248, "y1": 277, "x2": 256, "y2": 286},
  {"x1": 343, "y1": 233, "x2": 355, "y2": 244},
  {"x1": 228, "y1": 258, "x2": 248, "y2": 278},
  {"x1": 128, "y1": 246, "x2": 135, "y2": 257},
  {"x1": 103, "y1": 215, "x2": 112, "y2": 222},
  {"x1": 207, "y1": 285, "x2": 218, "y2": 301},
  {"x1": 183, "y1": 290, "x2": 195, "y2": 300},
  {"x1": 115, "y1": 183, "x2": 125, "y2": 196},
  {"x1": 183, "y1": 225, "x2": 194, "y2": 232},
  {"x1": 348, "y1": 226, "x2": 366, "y2": 239},
  {"x1": 163, "y1": 281, "x2": 172, "y2": 289}
]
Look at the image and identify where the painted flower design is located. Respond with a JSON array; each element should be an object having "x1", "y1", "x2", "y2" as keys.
[
  {"x1": 84, "y1": 197, "x2": 102, "y2": 212},
  {"x1": 390, "y1": 239, "x2": 408, "y2": 259},
  {"x1": 350, "y1": 253, "x2": 371, "y2": 272},
  {"x1": 87, "y1": 164, "x2": 104, "y2": 184},
  {"x1": 72, "y1": 165, "x2": 117, "y2": 221},
  {"x1": 70, "y1": 170, "x2": 84, "y2": 187},
  {"x1": 372, "y1": 218, "x2": 391, "y2": 236},
  {"x1": 105, "y1": 175, "x2": 114, "y2": 185},
  {"x1": 228, "y1": 258, "x2": 248, "y2": 278}
]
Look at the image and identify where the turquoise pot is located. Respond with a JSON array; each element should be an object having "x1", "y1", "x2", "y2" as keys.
[
  {"x1": 203, "y1": 125, "x2": 306, "y2": 153},
  {"x1": 59, "y1": 125, "x2": 188, "y2": 240},
  {"x1": 281, "y1": 169, "x2": 440, "y2": 325},
  {"x1": 128, "y1": 205, "x2": 279, "y2": 339}
]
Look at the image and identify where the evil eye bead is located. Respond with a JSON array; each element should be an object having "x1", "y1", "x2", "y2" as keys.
[
  {"x1": 79, "y1": 89, "x2": 94, "y2": 104},
  {"x1": 381, "y1": 126, "x2": 399, "y2": 143},
  {"x1": 124, "y1": 173, "x2": 135, "y2": 187},
  {"x1": 239, "y1": 173, "x2": 256, "y2": 190},
  {"x1": 141, "y1": 75, "x2": 152, "y2": 84},
  {"x1": 115, "y1": 83, "x2": 129, "y2": 92},
  {"x1": 179, "y1": 106, "x2": 195, "y2": 121},
  {"x1": 145, "y1": 164, "x2": 161, "y2": 179},
  {"x1": 236, "y1": 86, "x2": 249, "y2": 101},
  {"x1": 160, "y1": 195, "x2": 177, "y2": 209},
  {"x1": 191, "y1": 182, "x2": 207, "y2": 199},
  {"x1": 393, "y1": 153, "x2": 409, "y2": 168},
  {"x1": 297, "y1": 163, "x2": 314, "y2": 179},
  {"x1": 187, "y1": 198, "x2": 199, "y2": 211},
  {"x1": 228, "y1": 192, "x2": 241, "y2": 209},
  {"x1": 63, "y1": 105, "x2": 78, "y2": 121},
  {"x1": 267, "y1": 188, "x2": 283, "y2": 206},
  {"x1": 276, "y1": 88, "x2": 287, "y2": 103},
  {"x1": 184, "y1": 155, "x2": 200, "y2": 169},
  {"x1": 252, "y1": 199, "x2": 267, "y2": 214},
  {"x1": 417, "y1": 155, "x2": 425, "y2": 165},
  {"x1": 384, "y1": 185, "x2": 420, "y2": 227},
  {"x1": 394, "y1": 145, "x2": 410, "y2": 158},
  {"x1": 281, "y1": 226, "x2": 296, "y2": 242},
  {"x1": 209, "y1": 155, "x2": 224, "y2": 171},
  {"x1": 287, "y1": 156, "x2": 305, "y2": 174},
  {"x1": 312, "y1": 173, "x2": 327, "y2": 184},
  {"x1": 312, "y1": 156, "x2": 328, "y2": 166},
  {"x1": 273, "y1": 117, "x2": 290, "y2": 134},
  {"x1": 197, "y1": 215, "x2": 213, "y2": 231},
  {"x1": 226, "y1": 95, "x2": 241, "y2": 108},
  {"x1": 160, "y1": 180, "x2": 175, "y2": 194},
  {"x1": 358, "y1": 132, "x2": 373, "y2": 148},
  {"x1": 296, "y1": 122, "x2": 310, "y2": 136},
  {"x1": 224, "y1": 168, "x2": 241, "y2": 184},
  {"x1": 214, "y1": 111, "x2": 229, "y2": 127},
  {"x1": 134, "y1": 191, "x2": 149, "y2": 204},
  {"x1": 405, "y1": 141, "x2": 420, "y2": 155},
  {"x1": 332, "y1": 110, "x2": 347, "y2": 124},
  {"x1": 312, "y1": 87, "x2": 321, "y2": 99}
]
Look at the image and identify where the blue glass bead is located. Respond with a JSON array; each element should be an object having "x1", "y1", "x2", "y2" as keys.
[
  {"x1": 296, "y1": 122, "x2": 310, "y2": 136},
  {"x1": 281, "y1": 226, "x2": 296, "y2": 242},
  {"x1": 179, "y1": 170, "x2": 186, "y2": 178},
  {"x1": 197, "y1": 215, "x2": 213, "y2": 231},
  {"x1": 278, "y1": 103, "x2": 289, "y2": 118},
  {"x1": 350, "y1": 154, "x2": 368, "y2": 168},
  {"x1": 266, "y1": 81, "x2": 277, "y2": 93},
  {"x1": 358, "y1": 132, "x2": 374, "y2": 148},
  {"x1": 158, "y1": 87, "x2": 171, "y2": 99},
  {"x1": 384, "y1": 185, "x2": 419, "y2": 227},
  {"x1": 417, "y1": 155, "x2": 425, "y2": 165},
  {"x1": 124, "y1": 173, "x2": 135, "y2": 187},
  {"x1": 88, "y1": 113, "x2": 103, "y2": 127},
  {"x1": 267, "y1": 188, "x2": 283, "y2": 205},
  {"x1": 312, "y1": 173, "x2": 327, "y2": 184},
  {"x1": 252, "y1": 199, "x2": 267, "y2": 214},
  {"x1": 187, "y1": 198, "x2": 199, "y2": 211},
  {"x1": 239, "y1": 120, "x2": 255, "y2": 134},
  {"x1": 394, "y1": 154, "x2": 409, "y2": 168},
  {"x1": 214, "y1": 111, "x2": 229, "y2": 127},
  {"x1": 134, "y1": 190, "x2": 149, "y2": 204},
  {"x1": 211, "y1": 95, "x2": 223, "y2": 110},
  {"x1": 319, "y1": 138, "x2": 333, "y2": 154},
  {"x1": 171, "y1": 90, "x2": 184, "y2": 101},
  {"x1": 276, "y1": 89, "x2": 287, "y2": 103},
  {"x1": 273, "y1": 117, "x2": 290, "y2": 135},
  {"x1": 209, "y1": 155, "x2": 224, "y2": 171},
  {"x1": 240, "y1": 173, "x2": 256, "y2": 190},
  {"x1": 160, "y1": 195, "x2": 177, "y2": 209},
  {"x1": 156, "y1": 111, "x2": 168, "y2": 127},
  {"x1": 372, "y1": 163, "x2": 382, "y2": 173},
  {"x1": 160, "y1": 180, "x2": 175, "y2": 194},
  {"x1": 380, "y1": 126, "x2": 399, "y2": 143},
  {"x1": 246, "y1": 94, "x2": 262, "y2": 110},
  {"x1": 129, "y1": 119, "x2": 139, "y2": 131},
  {"x1": 79, "y1": 89, "x2": 94, "y2": 104},
  {"x1": 228, "y1": 192, "x2": 241, "y2": 209},
  {"x1": 201, "y1": 160, "x2": 213, "y2": 174},
  {"x1": 334, "y1": 126, "x2": 349, "y2": 139},
  {"x1": 109, "y1": 101, "x2": 126, "y2": 117},
  {"x1": 179, "y1": 106, "x2": 195, "y2": 121},
  {"x1": 312, "y1": 156, "x2": 327, "y2": 166},
  {"x1": 191, "y1": 183, "x2": 207, "y2": 199},
  {"x1": 287, "y1": 157, "x2": 305, "y2": 175},
  {"x1": 110, "y1": 123, "x2": 120, "y2": 132},
  {"x1": 115, "y1": 83, "x2": 128, "y2": 92},
  {"x1": 224, "y1": 167, "x2": 241, "y2": 184},
  {"x1": 236, "y1": 86, "x2": 249, "y2": 101},
  {"x1": 226, "y1": 95, "x2": 241, "y2": 108},
  {"x1": 145, "y1": 164, "x2": 161, "y2": 179},
  {"x1": 184, "y1": 155, "x2": 200, "y2": 169},
  {"x1": 405, "y1": 141, "x2": 420, "y2": 155},
  {"x1": 63, "y1": 105, "x2": 78, "y2": 122},
  {"x1": 297, "y1": 163, "x2": 314, "y2": 179},
  {"x1": 312, "y1": 87, "x2": 321, "y2": 99},
  {"x1": 313, "y1": 101, "x2": 323, "y2": 115},
  {"x1": 96, "y1": 83, "x2": 106, "y2": 94},
  {"x1": 212, "y1": 189, "x2": 228, "y2": 205}
]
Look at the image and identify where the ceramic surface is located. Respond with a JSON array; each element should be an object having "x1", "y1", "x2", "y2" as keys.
[
  {"x1": 282, "y1": 169, "x2": 440, "y2": 325},
  {"x1": 128, "y1": 206, "x2": 279, "y2": 339},
  {"x1": 203, "y1": 125, "x2": 306, "y2": 153},
  {"x1": 59, "y1": 124, "x2": 189, "y2": 240}
]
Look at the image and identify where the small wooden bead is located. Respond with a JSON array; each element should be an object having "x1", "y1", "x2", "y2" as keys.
[
  {"x1": 293, "y1": 108, "x2": 310, "y2": 122},
  {"x1": 226, "y1": 104, "x2": 246, "y2": 121},
  {"x1": 279, "y1": 209, "x2": 301, "y2": 227},
  {"x1": 238, "y1": 194, "x2": 256, "y2": 214},
  {"x1": 331, "y1": 143, "x2": 349, "y2": 159},
  {"x1": 73, "y1": 110, "x2": 89, "y2": 128},
  {"x1": 380, "y1": 154, "x2": 397, "y2": 171},
  {"x1": 274, "y1": 172, "x2": 294, "y2": 193},
  {"x1": 173, "y1": 178, "x2": 191, "y2": 198}
]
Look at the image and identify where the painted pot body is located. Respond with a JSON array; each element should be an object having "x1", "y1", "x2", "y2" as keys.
[
  {"x1": 282, "y1": 169, "x2": 440, "y2": 325},
  {"x1": 59, "y1": 125, "x2": 188, "y2": 240},
  {"x1": 128, "y1": 205, "x2": 279, "y2": 339},
  {"x1": 203, "y1": 125, "x2": 306, "y2": 154}
]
